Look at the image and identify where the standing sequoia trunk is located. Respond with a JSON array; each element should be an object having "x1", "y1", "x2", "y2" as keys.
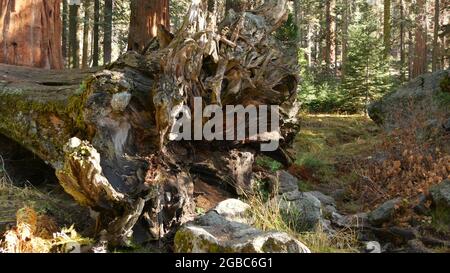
[
  {"x1": 128, "y1": 0, "x2": 170, "y2": 53},
  {"x1": 324, "y1": 0, "x2": 335, "y2": 71},
  {"x1": 103, "y1": 0, "x2": 113, "y2": 64},
  {"x1": 69, "y1": 2, "x2": 79, "y2": 68},
  {"x1": 412, "y1": 0, "x2": 427, "y2": 78},
  {"x1": 383, "y1": 0, "x2": 391, "y2": 58},
  {"x1": 0, "y1": 0, "x2": 63, "y2": 69},
  {"x1": 62, "y1": 0, "x2": 69, "y2": 67},
  {"x1": 82, "y1": 0, "x2": 91, "y2": 69},
  {"x1": 341, "y1": 0, "x2": 349, "y2": 79},
  {"x1": 431, "y1": 0, "x2": 440, "y2": 72},
  {"x1": 0, "y1": 0, "x2": 299, "y2": 246},
  {"x1": 399, "y1": 0, "x2": 405, "y2": 81},
  {"x1": 92, "y1": 0, "x2": 100, "y2": 66}
]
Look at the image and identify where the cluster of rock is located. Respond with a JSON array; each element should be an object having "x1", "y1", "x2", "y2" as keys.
[
  {"x1": 174, "y1": 199, "x2": 311, "y2": 253},
  {"x1": 174, "y1": 164, "x2": 450, "y2": 253},
  {"x1": 174, "y1": 169, "x2": 349, "y2": 253},
  {"x1": 174, "y1": 170, "x2": 351, "y2": 253},
  {"x1": 366, "y1": 69, "x2": 450, "y2": 252}
]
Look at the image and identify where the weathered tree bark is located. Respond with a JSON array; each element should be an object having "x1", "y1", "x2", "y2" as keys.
[
  {"x1": 293, "y1": 0, "x2": 301, "y2": 47},
  {"x1": 431, "y1": 0, "x2": 440, "y2": 72},
  {"x1": 383, "y1": 0, "x2": 391, "y2": 58},
  {"x1": 127, "y1": 0, "x2": 170, "y2": 53},
  {"x1": 399, "y1": 0, "x2": 405, "y2": 81},
  {"x1": 92, "y1": 0, "x2": 100, "y2": 67},
  {"x1": 440, "y1": 0, "x2": 449, "y2": 69},
  {"x1": 408, "y1": 30, "x2": 414, "y2": 80},
  {"x1": 341, "y1": 0, "x2": 349, "y2": 79},
  {"x1": 412, "y1": 0, "x2": 427, "y2": 78},
  {"x1": 0, "y1": 0, "x2": 299, "y2": 246},
  {"x1": 0, "y1": 0, "x2": 63, "y2": 69},
  {"x1": 62, "y1": 0, "x2": 69, "y2": 67},
  {"x1": 103, "y1": 0, "x2": 113, "y2": 64},
  {"x1": 82, "y1": 0, "x2": 91, "y2": 69},
  {"x1": 69, "y1": 2, "x2": 79, "y2": 68},
  {"x1": 324, "y1": 0, "x2": 335, "y2": 71}
]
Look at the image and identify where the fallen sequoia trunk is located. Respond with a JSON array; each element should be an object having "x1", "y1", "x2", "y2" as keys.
[{"x1": 0, "y1": 0, "x2": 299, "y2": 246}]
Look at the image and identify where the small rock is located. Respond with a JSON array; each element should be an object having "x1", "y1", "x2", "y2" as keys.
[
  {"x1": 429, "y1": 179, "x2": 450, "y2": 211},
  {"x1": 111, "y1": 92, "x2": 132, "y2": 112},
  {"x1": 276, "y1": 170, "x2": 299, "y2": 194},
  {"x1": 279, "y1": 191, "x2": 322, "y2": 232},
  {"x1": 381, "y1": 243, "x2": 394, "y2": 252},
  {"x1": 213, "y1": 199, "x2": 251, "y2": 224},
  {"x1": 118, "y1": 79, "x2": 131, "y2": 90},
  {"x1": 307, "y1": 191, "x2": 336, "y2": 207},
  {"x1": 364, "y1": 241, "x2": 381, "y2": 253},
  {"x1": 330, "y1": 212, "x2": 345, "y2": 226},
  {"x1": 65, "y1": 242, "x2": 81, "y2": 253},
  {"x1": 67, "y1": 137, "x2": 82, "y2": 149},
  {"x1": 368, "y1": 198, "x2": 402, "y2": 226},
  {"x1": 413, "y1": 194, "x2": 430, "y2": 215},
  {"x1": 331, "y1": 212, "x2": 369, "y2": 228},
  {"x1": 406, "y1": 239, "x2": 433, "y2": 253},
  {"x1": 320, "y1": 219, "x2": 336, "y2": 235},
  {"x1": 442, "y1": 118, "x2": 450, "y2": 132},
  {"x1": 323, "y1": 205, "x2": 337, "y2": 216}
]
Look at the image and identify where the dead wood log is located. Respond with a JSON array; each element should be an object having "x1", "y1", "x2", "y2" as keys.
[{"x1": 0, "y1": 0, "x2": 299, "y2": 246}]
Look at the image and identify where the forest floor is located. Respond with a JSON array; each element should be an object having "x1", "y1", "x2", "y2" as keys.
[
  {"x1": 246, "y1": 114, "x2": 382, "y2": 253},
  {"x1": 287, "y1": 114, "x2": 450, "y2": 252},
  {"x1": 292, "y1": 114, "x2": 381, "y2": 210},
  {"x1": 0, "y1": 114, "x2": 448, "y2": 253}
]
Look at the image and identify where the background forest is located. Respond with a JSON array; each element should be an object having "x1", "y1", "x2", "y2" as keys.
[{"x1": 62, "y1": 0, "x2": 449, "y2": 113}]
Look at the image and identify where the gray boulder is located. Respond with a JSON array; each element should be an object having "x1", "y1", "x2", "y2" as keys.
[
  {"x1": 276, "y1": 170, "x2": 299, "y2": 194},
  {"x1": 368, "y1": 70, "x2": 450, "y2": 131},
  {"x1": 368, "y1": 198, "x2": 402, "y2": 226},
  {"x1": 429, "y1": 179, "x2": 450, "y2": 211},
  {"x1": 174, "y1": 200, "x2": 311, "y2": 253},
  {"x1": 364, "y1": 241, "x2": 381, "y2": 253},
  {"x1": 306, "y1": 191, "x2": 337, "y2": 220},
  {"x1": 279, "y1": 191, "x2": 323, "y2": 232}
]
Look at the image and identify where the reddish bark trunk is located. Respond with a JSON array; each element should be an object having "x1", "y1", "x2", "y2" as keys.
[
  {"x1": 127, "y1": 0, "x2": 170, "y2": 52},
  {"x1": 412, "y1": 0, "x2": 427, "y2": 78},
  {"x1": 0, "y1": 0, "x2": 63, "y2": 69},
  {"x1": 324, "y1": 0, "x2": 335, "y2": 71}
]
